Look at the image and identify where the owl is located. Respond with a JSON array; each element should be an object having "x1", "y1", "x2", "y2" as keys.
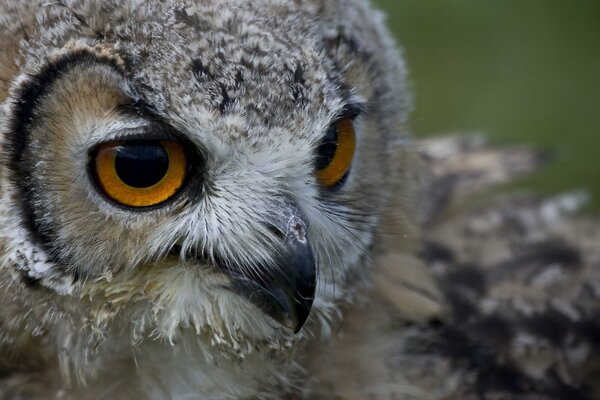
[{"x1": 0, "y1": 0, "x2": 416, "y2": 398}]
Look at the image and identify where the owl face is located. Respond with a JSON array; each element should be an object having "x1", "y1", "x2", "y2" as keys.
[{"x1": 0, "y1": 0, "x2": 409, "y2": 340}]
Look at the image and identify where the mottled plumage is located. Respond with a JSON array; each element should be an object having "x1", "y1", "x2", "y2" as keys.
[
  {"x1": 1, "y1": 1, "x2": 599, "y2": 400},
  {"x1": 306, "y1": 137, "x2": 600, "y2": 400}
]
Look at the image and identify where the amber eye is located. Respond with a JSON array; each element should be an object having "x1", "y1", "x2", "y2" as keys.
[
  {"x1": 92, "y1": 140, "x2": 188, "y2": 208},
  {"x1": 314, "y1": 118, "x2": 356, "y2": 187}
]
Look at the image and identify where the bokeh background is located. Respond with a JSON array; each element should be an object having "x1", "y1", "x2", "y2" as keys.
[{"x1": 373, "y1": 1, "x2": 600, "y2": 211}]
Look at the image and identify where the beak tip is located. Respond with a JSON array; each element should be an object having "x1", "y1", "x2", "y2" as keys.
[
  {"x1": 271, "y1": 292, "x2": 314, "y2": 334},
  {"x1": 292, "y1": 312, "x2": 310, "y2": 334},
  {"x1": 270, "y1": 290, "x2": 315, "y2": 334},
  {"x1": 227, "y1": 276, "x2": 315, "y2": 334},
  {"x1": 287, "y1": 295, "x2": 314, "y2": 334}
]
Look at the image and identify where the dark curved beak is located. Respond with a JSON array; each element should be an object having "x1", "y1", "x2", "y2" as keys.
[{"x1": 225, "y1": 202, "x2": 316, "y2": 334}]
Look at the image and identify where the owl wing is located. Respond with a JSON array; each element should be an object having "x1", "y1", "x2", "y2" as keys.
[
  {"x1": 418, "y1": 136, "x2": 600, "y2": 400},
  {"x1": 308, "y1": 136, "x2": 600, "y2": 400}
]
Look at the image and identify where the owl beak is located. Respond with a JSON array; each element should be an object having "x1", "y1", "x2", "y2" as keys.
[{"x1": 226, "y1": 205, "x2": 316, "y2": 334}]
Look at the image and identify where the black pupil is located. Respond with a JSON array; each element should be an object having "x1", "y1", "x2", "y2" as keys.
[
  {"x1": 114, "y1": 141, "x2": 169, "y2": 188},
  {"x1": 315, "y1": 124, "x2": 338, "y2": 171}
]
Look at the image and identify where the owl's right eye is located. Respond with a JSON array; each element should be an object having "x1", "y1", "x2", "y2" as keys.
[{"x1": 90, "y1": 140, "x2": 189, "y2": 208}]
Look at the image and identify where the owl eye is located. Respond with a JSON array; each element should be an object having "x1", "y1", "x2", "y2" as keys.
[
  {"x1": 314, "y1": 118, "x2": 356, "y2": 187},
  {"x1": 91, "y1": 140, "x2": 188, "y2": 208}
]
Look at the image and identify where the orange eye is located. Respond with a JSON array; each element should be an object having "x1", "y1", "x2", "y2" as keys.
[
  {"x1": 92, "y1": 140, "x2": 188, "y2": 208},
  {"x1": 314, "y1": 118, "x2": 356, "y2": 187}
]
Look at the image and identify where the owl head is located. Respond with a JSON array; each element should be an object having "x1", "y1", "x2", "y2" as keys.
[{"x1": 0, "y1": 0, "x2": 411, "y2": 345}]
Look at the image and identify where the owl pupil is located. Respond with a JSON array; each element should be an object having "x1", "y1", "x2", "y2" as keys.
[
  {"x1": 315, "y1": 125, "x2": 338, "y2": 171},
  {"x1": 114, "y1": 141, "x2": 169, "y2": 188}
]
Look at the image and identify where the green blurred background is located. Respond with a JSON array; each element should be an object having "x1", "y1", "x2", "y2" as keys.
[{"x1": 373, "y1": 1, "x2": 600, "y2": 211}]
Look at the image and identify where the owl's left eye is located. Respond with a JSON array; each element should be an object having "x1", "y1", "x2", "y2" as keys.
[
  {"x1": 90, "y1": 140, "x2": 188, "y2": 208},
  {"x1": 314, "y1": 118, "x2": 356, "y2": 188}
]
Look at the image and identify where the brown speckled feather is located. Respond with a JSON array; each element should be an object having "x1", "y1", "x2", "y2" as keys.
[{"x1": 307, "y1": 137, "x2": 599, "y2": 400}]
